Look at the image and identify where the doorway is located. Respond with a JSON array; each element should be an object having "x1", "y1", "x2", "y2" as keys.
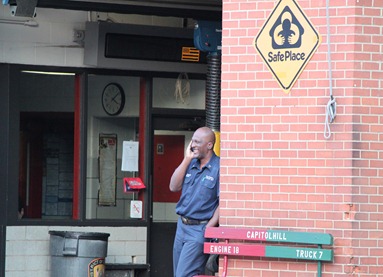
[
  {"x1": 150, "y1": 134, "x2": 185, "y2": 277},
  {"x1": 18, "y1": 112, "x2": 74, "y2": 219},
  {"x1": 153, "y1": 135, "x2": 184, "y2": 204}
]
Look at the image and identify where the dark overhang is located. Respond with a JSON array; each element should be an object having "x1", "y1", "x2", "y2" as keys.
[{"x1": 10, "y1": 0, "x2": 222, "y2": 21}]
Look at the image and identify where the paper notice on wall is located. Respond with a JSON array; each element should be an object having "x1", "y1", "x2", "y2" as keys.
[
  {"x1": 130, "y1": 200, "x2": 143, "y2": 218},
  {"x1": 122, "y1": 141, "x2": 139, "y2": 172}
]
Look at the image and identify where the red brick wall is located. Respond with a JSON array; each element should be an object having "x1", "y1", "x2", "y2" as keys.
[{"x1": 220, "y1": 0, "x2": 383, "y2": 276}]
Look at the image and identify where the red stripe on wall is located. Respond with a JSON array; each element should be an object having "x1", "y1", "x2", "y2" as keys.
[{"x1": 72, "y1": 74, "x2": 81, "y2": 220}]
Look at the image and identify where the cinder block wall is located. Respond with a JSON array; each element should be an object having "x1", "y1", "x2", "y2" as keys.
[
  {"x1": 5, "y1": 226, "x2": 147, "y2": 277},
  {"x1": 220, "y1": 0, "x2": 383, "y2": 276}
]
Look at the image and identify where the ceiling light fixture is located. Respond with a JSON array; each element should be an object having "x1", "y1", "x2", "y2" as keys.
[
  {"x1": 21, "y1": 70, "x2": 76, "y2": 76},
  {"x1": 0, "y1": 19, "x2": 38, "y2": 27}
]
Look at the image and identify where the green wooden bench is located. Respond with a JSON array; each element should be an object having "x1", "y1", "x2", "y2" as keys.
[{"x1": 195, "y1": 226, "x2": 333, "y2": 277}]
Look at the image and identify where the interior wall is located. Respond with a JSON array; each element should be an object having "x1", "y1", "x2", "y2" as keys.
[
  {"x1": 16, "y1": 72, "x2": 207, "y2": 221},
  {"x1": 19, "y1": 73, "x2": 75, "y2": 111},
  {"x1": 86, "y1": 75, "x2": 140, "y2": 219},
  {"x1": 153, "y1": 77, "x2": 206, "y2": 109},
  {"x1": 85, "y1": 75, "x2": 206, "y2": 220}
]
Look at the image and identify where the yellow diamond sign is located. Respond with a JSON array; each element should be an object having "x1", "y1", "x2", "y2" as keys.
[{"x1": 254, "y1": 0, "x2": 321, "y2": 93}]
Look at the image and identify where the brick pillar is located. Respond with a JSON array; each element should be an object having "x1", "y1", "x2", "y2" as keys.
[{"x1": 220, "y1": 0, "x2": 383, "y2": 275}]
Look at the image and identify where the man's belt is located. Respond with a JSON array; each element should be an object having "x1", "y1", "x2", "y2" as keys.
[{"x1": 181, "y1": 216, "x2": 208, "y2": 225}]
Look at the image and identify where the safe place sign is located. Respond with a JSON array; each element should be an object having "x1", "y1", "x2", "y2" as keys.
[{"x1": 254, "y1": 0, "x2": 321, "y2": 93}]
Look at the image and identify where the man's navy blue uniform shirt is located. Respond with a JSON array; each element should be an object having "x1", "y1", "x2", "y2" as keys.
[{"x1": 175, "y1": 153, "x2": 220, "y2": 221}]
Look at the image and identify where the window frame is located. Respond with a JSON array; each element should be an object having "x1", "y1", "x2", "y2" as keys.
[{"x1": 5, "y1": 64, "x2": 150, "y2": 227}]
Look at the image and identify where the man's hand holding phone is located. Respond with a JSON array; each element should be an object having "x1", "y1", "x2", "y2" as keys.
[{"x1": 186, "y1": 140, "x2": 195, "y2": 159}]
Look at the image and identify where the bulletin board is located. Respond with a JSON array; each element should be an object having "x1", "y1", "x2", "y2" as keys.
[{"x1": 98, "y1": 134, "x2": 117, "y2": 206}]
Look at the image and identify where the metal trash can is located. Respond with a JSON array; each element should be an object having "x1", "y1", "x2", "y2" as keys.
[{"x1": 49, "y1": 230, "x2": 110, "y2": 277}]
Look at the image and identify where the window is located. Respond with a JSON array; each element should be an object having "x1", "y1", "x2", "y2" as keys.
[{"x1": 17, "y1": 71, "x2": 76, "y2": 219}]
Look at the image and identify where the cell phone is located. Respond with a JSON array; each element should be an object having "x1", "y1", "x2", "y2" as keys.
[{"x1": 190, "y1": 146, "x2": 194, "y2": 152}]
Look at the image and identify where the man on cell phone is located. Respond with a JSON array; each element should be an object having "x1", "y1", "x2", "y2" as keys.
[{"x1": 169, "y1": 126, "x2": 220, "y2": 277}]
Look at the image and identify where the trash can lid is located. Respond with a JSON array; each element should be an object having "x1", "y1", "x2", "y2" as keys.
[{"x1": 49, "y1": 231, "x2": 110, "y2": 241}]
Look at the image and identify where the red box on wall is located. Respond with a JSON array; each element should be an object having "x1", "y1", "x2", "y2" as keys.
[{"x1": 123, "y1": 177, "x2": 146, "y2": 193}]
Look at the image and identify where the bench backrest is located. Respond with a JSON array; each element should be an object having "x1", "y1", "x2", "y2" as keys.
[
  {"x1": 204, "y1": 227, "x2": 333, "y2": 245},
  {"x1": 203, "y1": 227, "x2": 333, "y2": 262}
]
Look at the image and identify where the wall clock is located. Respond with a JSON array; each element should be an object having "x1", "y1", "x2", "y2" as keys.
[{"x1": 101, "y1": 83, "x2": 125, "y2": 116}]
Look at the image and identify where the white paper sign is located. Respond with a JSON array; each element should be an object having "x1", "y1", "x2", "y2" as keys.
[
  {"x1": 122, "y1": 141, "x2": 139, "y2": 172},
  {"x1": 130, "y1": 200, "x2": 143, "y2": 218}
]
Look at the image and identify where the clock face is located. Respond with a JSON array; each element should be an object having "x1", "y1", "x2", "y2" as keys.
[{"x1": 102, "y1": 83, "x2": 125, "y2": 116}]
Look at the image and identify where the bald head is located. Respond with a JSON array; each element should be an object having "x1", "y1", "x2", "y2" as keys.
[
  {"x1": 190, "y1": 127, "x2": 216, "y2": 163},
  {"x1": 196, "y1": 127, "x2": 216, "y2": 146}
]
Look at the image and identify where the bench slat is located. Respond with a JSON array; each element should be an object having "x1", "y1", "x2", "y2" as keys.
[
  {"x1": 204, "y1": 242, "x2": 333, "y2": 262},
  {"x1": 204, "y1": 227, "x2": 333, "y2": 245}
]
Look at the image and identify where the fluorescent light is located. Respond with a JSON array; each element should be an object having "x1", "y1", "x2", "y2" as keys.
[
  {"x1": 0, "y1": 19, "x2": 38, "y2": 27},
  {"x1": 21, "y1": 70, "x2": 76, "y2": 76}
]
